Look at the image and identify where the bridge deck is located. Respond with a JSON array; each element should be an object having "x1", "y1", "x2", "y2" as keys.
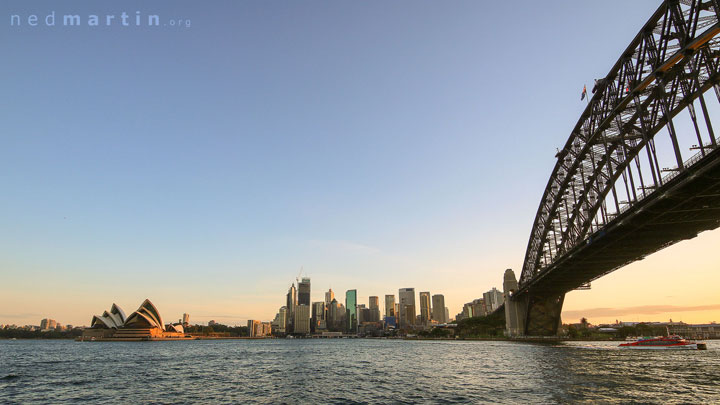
[{"x1": 516, "y1": 144, "x2": 720, "y2": 298}]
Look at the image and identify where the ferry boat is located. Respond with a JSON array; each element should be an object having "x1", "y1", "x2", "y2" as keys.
[{"x1": 619, "y1": 336, "x2": 707, "y2": 350}]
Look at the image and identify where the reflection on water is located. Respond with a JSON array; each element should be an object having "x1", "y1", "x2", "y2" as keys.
[{"x1": 1, "y1": 339, "x2": 718, "y2": 403}]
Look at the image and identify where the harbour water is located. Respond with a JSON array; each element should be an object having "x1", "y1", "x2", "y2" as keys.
[{"x1": 1, "y1": 339, "x2": 719, "y2": 404}]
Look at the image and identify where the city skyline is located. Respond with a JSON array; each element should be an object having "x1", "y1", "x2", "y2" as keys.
[{"x1": 2, "y1": 0, "x2": 719, "y2": 328}]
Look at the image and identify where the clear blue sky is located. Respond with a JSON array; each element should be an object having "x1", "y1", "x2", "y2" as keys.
[{"x1": 6, "y1": 0, "x2": 717, "y2": 326}]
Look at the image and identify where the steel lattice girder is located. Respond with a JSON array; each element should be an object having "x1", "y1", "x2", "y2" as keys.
[{"x1": 520, "y1": 0, "x2": 720, "y2": 286}]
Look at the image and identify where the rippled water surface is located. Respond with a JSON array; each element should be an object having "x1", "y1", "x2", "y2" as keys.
[{"x1": 1, "y1": 339, "x2": 719, "y2": 403}]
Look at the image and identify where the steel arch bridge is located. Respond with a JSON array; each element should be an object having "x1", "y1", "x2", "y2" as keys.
[{"x1": 508, "y1": 0, "x2": 720, "y2": 336}]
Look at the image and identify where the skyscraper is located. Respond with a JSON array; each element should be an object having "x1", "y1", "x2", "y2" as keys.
[
  {"x1": 369, "y1": 296, "x2": 380, "y2": 322},
  {"x1": 312, "y1": 301, "x2": 326, "y2": 332},
  {"x1": 384, "y1": 295, "x2": 396, "y2": 318},
  {"x1": 325, "y1": 288, "x2": 334, "y2": 305},
  {"x1": 286, "y1": 283, "x2": 297, "y2": 333},
  {"x1": 345, "y1": 289, "x2": 357, "y2": 333},
  {"x1": 432, "y1": 294, "x2": 446, "y2": 324},
  {"x1": 298, "y1": 277, "x2": 311, "y2": 306},
  {"x1": 328, "y1": 298, "x2": 345, "y2": 332},
  {"x1": 272, "y1": 306, "x2": 287, "y2": 334},
  {"x1": 419, "y1": 291, "x2": 431, "y2": 326},
  {"x1": 398, "y1": 288, "x2": 416, "y2": 328},
  {"x1": 182, "y1": 313, "x2": 190, "y2": 325},
  {"x1": 294, "y1": 305, "x2": 310, "y2": 334}
]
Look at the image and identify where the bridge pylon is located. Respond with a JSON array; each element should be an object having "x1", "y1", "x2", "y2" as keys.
[{"x1": 503, "y1": 268, "x2": 564, "y2": 336}]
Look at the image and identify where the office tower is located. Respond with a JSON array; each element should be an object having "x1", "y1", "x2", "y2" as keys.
[
  {"x1": 398, "y1": 288, "x2": 416, "y2": 328},
  {"x1": 356, "y1": 304, "x2": 366, "y2": 323},
  {"x1": 286, "y1": 283, "x2": 297, "y2": 333},
  {"x1": 357, "y1": 306, "x2": 371, "y2": 324},
  {"x1": 369, "y1": 296, "x2": 380, "y2": 322},
  {"x1": 312, "y1": 301, "x2": 326, "y2": 332},
  {"x1": 40, "y1": 319, "x2": 50, "y2": 330},
  {"x1": 385, "y1": 295, "x2": 396, "y2": 318},
  {"x1": 298, "y1": 277, "x2": 311, "y2": 306},
  {"x1": 419, "y1": 292, "x2": 431, "y2": 326},
  {"x1": 445, "y1": 307, "x2": 450, "y2": 323},
  {"x1": 483, "y1": 287, "x2": 504, "y2": 313},
  {"x1": 432, "y1": 294, "x2": 446, "y2": 324},
  {"x1": 272, "y1": 307, "x2": 287, "y2": 334},
  {"x1": 328, "y1": 299, "x2": 346, "y2": 332},
  {"x1": 345, "y1": 290, "x2": 357, "y2": 333},
  {"x1": 294, "y1": 305, "x2": 311, "y2": 334},
  {"x1": 325, "y1": 288, "x2": 334, "y2": 305},
  {"x1": 182, "y1": 313, "x2": 190, "y2": 325}
]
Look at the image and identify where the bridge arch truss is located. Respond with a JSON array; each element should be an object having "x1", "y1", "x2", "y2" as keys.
[{"x1": 521, "y1": 0, "x2": 720, "y2": 288}]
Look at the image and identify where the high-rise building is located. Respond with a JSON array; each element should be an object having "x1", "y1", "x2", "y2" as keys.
[
  {"x1": 419, "y1": 292, "x2": 431, "y2": 326},
  {"x1": 248, "y1": 320, "x2": 262, "y2": 337},
  {"x1": 298, "y1": 277, "x2": 311, "y2": 306},
  {"x1": 369, "y1": 296, "x2": 380, "y2": 322},
  {"x1": 325, "y1": 288, "x2": 334, "y2": 305},
  {"x1": 398, "y1": 288, "x2": 416, "y2": 328},
  {"x1": 327, "y1": 299, "x2": 346, "y2": 332},
  {"x1": 286, "y1": 283, "x2": 297, "y2": 333},
  {"x1": 312, "y1": 301, "x2": 326, "y2": 332},
  {"x1": 272, "y1": 306, "x2": 287, "y2": 334},
  {"x1": 432, "y1": 294, "x2": 446, "y2": 324},
  {"x1": 483, "y1": 287, "x2": 504, "y2": 313},
  {"x1": 471, "y1": 298, "x2": 487, "y2": 317},
  {"x1": 294, "y1": 305, "x2": 311, "y2": 334},
  {"x1": 345, "y1": 290, "x2": 357, "y2": 333},
  {"x1": 182, "y1": 313, "x2": 190, "y2": 325},
  {"x1": 384, "y1": 295, "x2": 396, "y2": 318},
  {"x1": 445, "y1": 307, "x2": 450, "y2": 323}
]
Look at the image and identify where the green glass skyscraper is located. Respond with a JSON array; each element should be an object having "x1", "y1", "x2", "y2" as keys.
[{"x1": 345, "y1": 289, "x2": 357, "y2": 333}]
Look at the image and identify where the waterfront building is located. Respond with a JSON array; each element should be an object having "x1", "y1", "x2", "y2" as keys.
[
  {"x1": 286, "y1": 283, "x2": 297, "y2": 333},
  {"x1": 248, "y1": 320, "x2": 261, "y2": 337},
  {"x1": 483, "y1": 287, "x2": 504, "y2": 313},
  {"x1": 432, "y1": 294, "x2": 446, "y2": 324},
  {"x1": 294, "y1": 304, "x2": 311, "y2": 335},
  {"x1": 182, "y1": 313, "x2": 190, "y2": 326},
  {"x1": 419, "y1": 292, "x2": 431, "y2": 326},
  {"x1": 668, "y1": 323, "x2": 720, "y2": 339},
  {"x1": 346, "y1": 290, "x2": 357, "y2": 333},
  {"x1": 249, "y1": 320, "x2": 272, "y2": 337},
  {"x1": 385, "y1": 295, "x2": 396, "y2": 318},
  {"x1": 445, "y1": 307, "x2": 450, "y2": 323},
  {"x1": 398, "y1": 288, "x2": 416, "y2": 328},
  {"x1": 82, "y1": 299, "x2": 187, "y2": 340},
  {"x1": 298, "y1": 277, "x2": 311, "y2": 306}
]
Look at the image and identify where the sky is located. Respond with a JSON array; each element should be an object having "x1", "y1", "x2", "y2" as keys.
[{"x1": 1, "y1": 0, "x2": 718, "y2": 327}]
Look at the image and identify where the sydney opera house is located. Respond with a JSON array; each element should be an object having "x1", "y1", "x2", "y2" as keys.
[{"x1": 80, "y1": 299, "x2": 190, "y2": 341}]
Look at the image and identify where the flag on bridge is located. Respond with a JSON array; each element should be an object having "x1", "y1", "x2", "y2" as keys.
[{"x1": 581, "y1": 84, "x2": 587, "y2": 101}]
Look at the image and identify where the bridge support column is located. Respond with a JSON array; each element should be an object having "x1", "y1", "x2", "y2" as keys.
[
  {"x1": 524, "y1": 293, "x2": 565, "y2": 336},
  {"x1": 503, "y1": 269, "x2": 526, "y2": 337}
]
